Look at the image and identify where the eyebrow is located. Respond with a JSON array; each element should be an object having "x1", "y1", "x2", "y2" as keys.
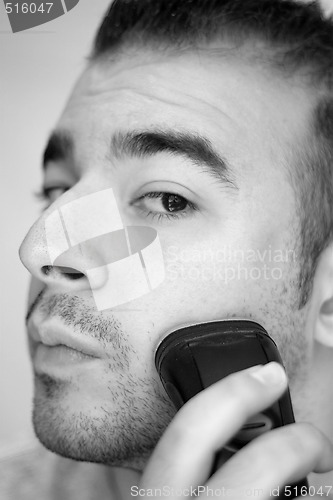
[
  {"x1": 111, "y1": 130, "x2": 237, "y2": 189},
  {"x1": 43, "y1": 128, "x2": 237, "y2": 189},
  {"x1": 42, "y1": 131, "x2": 73, "y2": 169}
]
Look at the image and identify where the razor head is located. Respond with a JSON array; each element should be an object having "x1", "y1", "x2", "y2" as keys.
[{"x1": 155, "y1": 320, "x2": 295, "y2": 446}]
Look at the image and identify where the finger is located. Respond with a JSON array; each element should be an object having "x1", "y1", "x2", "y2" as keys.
[
  {"x1": 205, "y1": 422, "x2": 333, "y2": 500},
  {"x1": 140, "y1": 362, "x2": 288, "y2": 493}
]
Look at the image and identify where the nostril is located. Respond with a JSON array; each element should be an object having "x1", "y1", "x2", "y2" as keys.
[
  {"x1": 41, "y1": 265, "x2": 85, "y2": 280},
  {"x1": 42, "y1": 265, "x2": 52, "y2": 276}
]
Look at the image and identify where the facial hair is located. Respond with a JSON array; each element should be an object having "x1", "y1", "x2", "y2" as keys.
[{"x1": 28, "y1": 292, "x2": 175, "y2": 470}]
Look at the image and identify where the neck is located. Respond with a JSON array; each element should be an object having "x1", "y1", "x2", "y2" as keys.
[
  {"x1": 306, "y1": 341, "x2": 333, "y2": 493},
  {"x1": 105, "y1": 466, "x2": 142, "y2": 500}
]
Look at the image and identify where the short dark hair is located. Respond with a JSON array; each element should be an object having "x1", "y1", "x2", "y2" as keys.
[{"x1": 92, "y1": 0, "x2": 333, "y2": 308}]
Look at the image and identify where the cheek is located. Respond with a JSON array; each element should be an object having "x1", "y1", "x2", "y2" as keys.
[
  {"x1": 141, "y1": 234, "x2": 304, "y2": 353},
  {"x1": 160, "y1": 239, "x2": 292, "y2": 312}
]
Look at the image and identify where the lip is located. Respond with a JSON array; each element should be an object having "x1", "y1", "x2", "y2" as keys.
[
  {"x1": 33, "y1": 344, "x2": 96, "y2": 372},
  {"x1": 28, "y1": 317, "x2": 102, "y2": 359}
]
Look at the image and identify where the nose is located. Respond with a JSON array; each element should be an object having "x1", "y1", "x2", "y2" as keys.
[
  {"x1": 19, "y1": 212, "x2": 99, "y2": 292},
  {"x1": 19, "y1": 188, "x2": 124, "y2": 292},
  {"x1": 41, "y1": 265, "x2": 84, "y2": 280}
]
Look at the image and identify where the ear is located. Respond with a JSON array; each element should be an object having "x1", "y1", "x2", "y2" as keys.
[{"x1": 312, "y1": 244, "x2": 333, "y2": 347}]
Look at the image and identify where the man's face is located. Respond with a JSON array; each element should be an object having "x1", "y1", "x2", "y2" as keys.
[{"x1": 19, "y1": 47, "x2": 315, "y2": 469}]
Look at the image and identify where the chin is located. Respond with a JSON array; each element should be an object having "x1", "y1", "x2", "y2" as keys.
[{"x1": 32, "y1": 372, "x2": 176, "y2": 467}]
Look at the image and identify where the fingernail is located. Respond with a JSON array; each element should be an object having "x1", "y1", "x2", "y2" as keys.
[{"x1": 250, "y1": 362, "x2": 287, "y2": 385}]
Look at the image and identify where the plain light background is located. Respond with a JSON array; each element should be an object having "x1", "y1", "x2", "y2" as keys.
[{"x1": 1, "y1": 0, "x2": 332, "y2": 452}]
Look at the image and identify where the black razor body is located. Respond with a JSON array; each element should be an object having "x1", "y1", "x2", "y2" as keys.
[{"x1": 155, "y1": 320, "x2": 308, "y2": 498}]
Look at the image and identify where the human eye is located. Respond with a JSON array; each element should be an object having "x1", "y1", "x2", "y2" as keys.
[
  {"x1": 132, "y1": 191, "x2": 198, "y2": 222},
  {"x1": 35, "y1": 185, "x2": 70, "y2": 209}
]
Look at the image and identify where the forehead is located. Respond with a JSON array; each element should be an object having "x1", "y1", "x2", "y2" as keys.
[{"x1": 57, "y1": 48, "x2": 314, "y2": 179}]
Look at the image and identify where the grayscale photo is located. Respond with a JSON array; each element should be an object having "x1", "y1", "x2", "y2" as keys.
[{"x1": 1, "y1": 0, "x2": 333, "y2": 498}]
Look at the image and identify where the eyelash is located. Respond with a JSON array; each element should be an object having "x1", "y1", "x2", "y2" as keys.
[
  {"x1": 135, "y1": 191, "x2": 197, "y2": 222},
  {"x1": 35, "y1": 187, "x2": 197, "y2": 222},
  {"x1": 34, "y1": 187, "x2": 53, "y2": 201},
  {"x1": 34, "y1": 186, "x2": 69, "y2": 209}
]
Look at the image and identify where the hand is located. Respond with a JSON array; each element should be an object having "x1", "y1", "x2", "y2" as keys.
[{"x1": 139, "y1": 362, "x2": 333, "y2": 499}]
